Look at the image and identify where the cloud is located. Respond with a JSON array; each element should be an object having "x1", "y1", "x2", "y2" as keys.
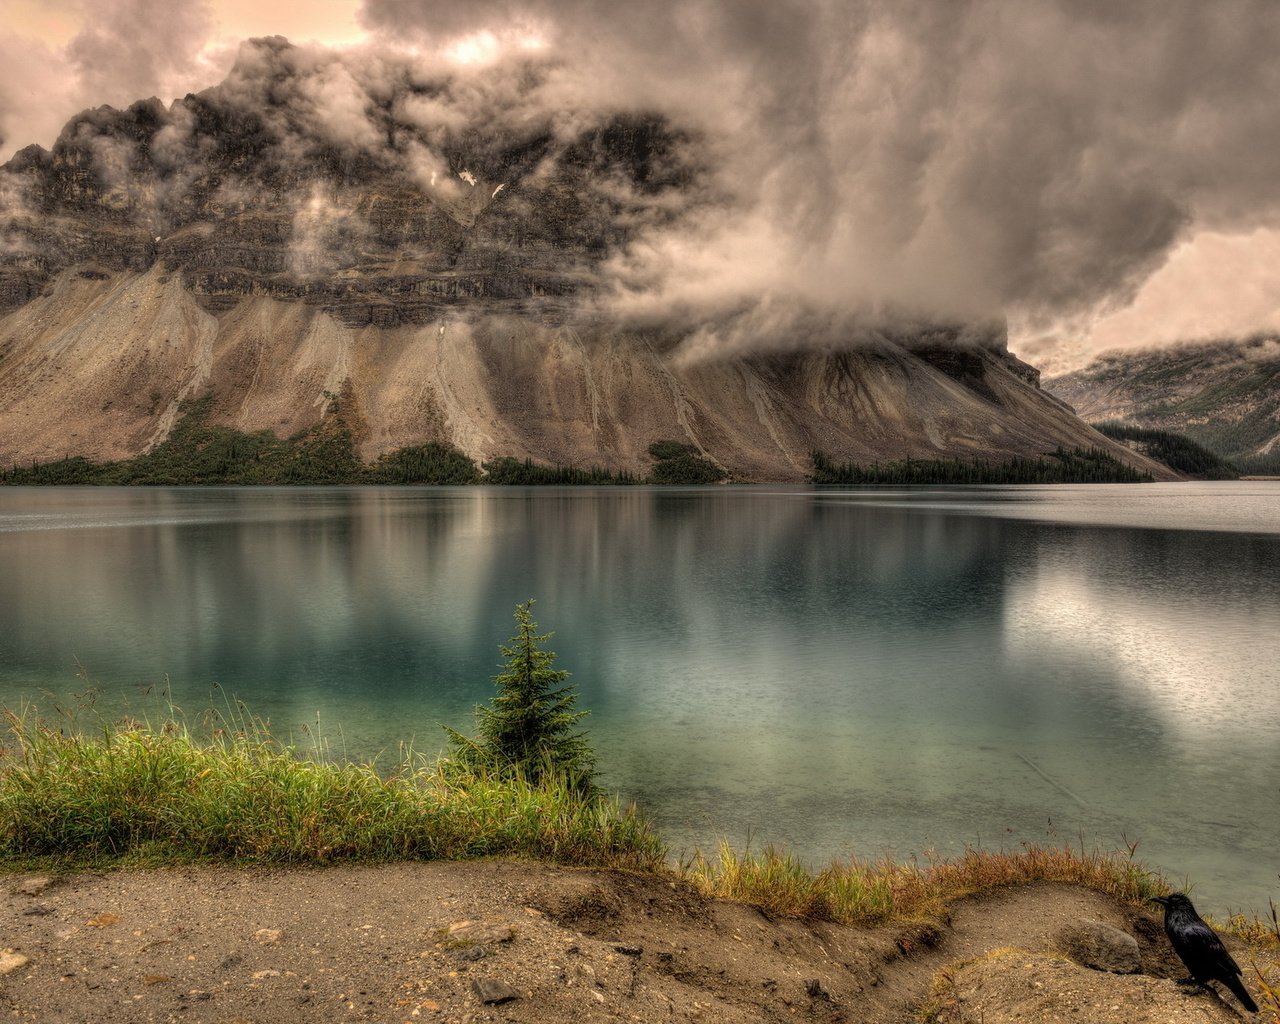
[
  {"x1": 0, "y1": 32, "x2": 81, "y2": 160},
  {"x1": 65, "y1": 0, "x2": 218, "y2": 111},
  {"x1": 1026, "y1": 229, "x2": 1280, "y2": 375},
  {"x1": 0, "y1": 0, "x2": 226, "y2": 162},
  {"x1": 8, "y1": 0, "x2": 1280, "y2": 367},
  {"x1": 355, "y1": 0, "x2": 1280, "y2": 360},
  {"x1": 288, "y1": 186, "x2": 374, "y2": 274}
]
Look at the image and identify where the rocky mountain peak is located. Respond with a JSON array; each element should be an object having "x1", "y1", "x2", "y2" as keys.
[
  {"x1": 1, "y1": 44, "x2": 693, "y2": 326},
  {"x1": 0, "y1": 43, "x2": 1171, "y2": 481}
]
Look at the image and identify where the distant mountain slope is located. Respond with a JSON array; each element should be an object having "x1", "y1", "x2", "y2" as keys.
[
  {"x1": 0, "y1": 38, "x2": 1171, "y2": 482},
  {"x1": 1091, "y1": 423, "x2": 1239, "y2": 479},
  {"x1": 1045, "y1": 337, "x2": 1280, "y2": 473}
]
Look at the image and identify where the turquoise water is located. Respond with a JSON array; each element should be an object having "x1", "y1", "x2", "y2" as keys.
[{"x1": 1, "y1": 484, "x2": 1277, "y2": 915}]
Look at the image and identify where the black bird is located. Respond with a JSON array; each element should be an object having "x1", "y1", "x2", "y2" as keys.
[{"x1": 1150, "y1": 893, "x2": 1258, "y2": 1013}]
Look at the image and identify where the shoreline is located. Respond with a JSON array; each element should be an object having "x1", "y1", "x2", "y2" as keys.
[{"x1": 2, "y1": 860, "x2": 1272, "y2": 1024}]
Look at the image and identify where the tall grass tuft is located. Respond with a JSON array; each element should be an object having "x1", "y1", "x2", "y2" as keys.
[
  {"x1": 686, "y1": 842, "x2": 896, "y2": 923},
  {"x1": 1235, "y1": 898, "x2": 1280, "y2": 1023},
  {"x1": 0, "y1": 708, "x2": 665, "y2": 870},
  {"x1": 686, "y1": 840, "x2": 1169, "y2": 927}
]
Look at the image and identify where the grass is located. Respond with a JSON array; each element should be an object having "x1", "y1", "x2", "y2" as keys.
[
  {"x1": 0, "y1": 706, "x2": 1227, "y2": 922},
  {"x1": 0, "y1": 707, "x2": 1178, "y2": 925},
  {"x1": 1231, "y1": 899, "x2": 1280, "y2": 1022},
  {"x1": 684, "y1": 839, "x2": 1170, "y2": 927},
  {"x1": 0, "y1": 707, "x2": 663, "y2": 871}
]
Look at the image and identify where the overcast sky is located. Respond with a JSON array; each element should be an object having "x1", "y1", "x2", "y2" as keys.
[{"x1": 4, "y1": 0, "x2": 1280, "y2": 374}]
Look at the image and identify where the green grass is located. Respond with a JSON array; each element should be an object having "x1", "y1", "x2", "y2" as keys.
[
  {"x1": 0, "y1": 708, "x2": 663, "y2": 870},
  {"x1": 0, "y1": 708, "x2": 1173, "y2": 923}
]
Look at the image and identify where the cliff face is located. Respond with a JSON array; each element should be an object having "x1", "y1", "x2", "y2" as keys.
[
  {"x1": 0, "y1": 39, "x2": 1169, "y2": 480},
  {"x1": 1045, "y1": 338, "x2": 1280, "y2": 471}
]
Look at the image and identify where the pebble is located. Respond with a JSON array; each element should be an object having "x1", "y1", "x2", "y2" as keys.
[
  {"x1": 253, "y1": 928, "x2": 284, "y2": 945},
  {"x1": 17, "y1": 877, "x2": 52, "y2": 897},
  {"x1": 0, "y1": 952, "x2": 30, "y2": 976}
]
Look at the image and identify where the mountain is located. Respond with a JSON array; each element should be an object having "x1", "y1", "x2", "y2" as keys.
[
  {"x1": 1045, "y1": 337, "x2": 1280, "y2": 474},
  {"x1": 0, "y1": 38, "x2": 1170, "y2": 482}
]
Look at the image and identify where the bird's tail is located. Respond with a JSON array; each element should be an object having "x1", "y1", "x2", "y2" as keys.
[{"x1": 1222, "y1": 972, "x2": 1259, "y2": 1014}]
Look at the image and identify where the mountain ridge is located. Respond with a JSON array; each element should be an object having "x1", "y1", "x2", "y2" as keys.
[
  {"x1": 1045, "y1": 336, "x2": 1280, "y2": 474},
  {"x1": 0, "y1": 39, "x2": 1173, "y2": 481}
]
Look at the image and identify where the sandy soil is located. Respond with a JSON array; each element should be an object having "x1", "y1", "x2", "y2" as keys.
[{"x1": 0, "y1": 862, "x2": 1262, "y2": 1024}]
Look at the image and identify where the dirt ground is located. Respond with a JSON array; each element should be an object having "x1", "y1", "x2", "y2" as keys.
[{"x1": 0, "y1": 862, "x2": 1264, "y2": 1023}]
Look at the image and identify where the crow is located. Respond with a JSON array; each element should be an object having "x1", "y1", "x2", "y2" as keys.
[{"x1": 1150, "y1": 893, "x2": 1258, "y2": 1013}]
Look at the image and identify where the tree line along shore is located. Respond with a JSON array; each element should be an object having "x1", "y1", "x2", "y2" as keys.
[{"x1": 4, "y1": 394, "x2": 1236, "y2": 486}]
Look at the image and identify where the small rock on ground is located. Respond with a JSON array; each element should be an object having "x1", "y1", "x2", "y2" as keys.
[
  {"x1": 0, "y1": 952, "x2": 30, "y2": 976},
  {"x1": 447, "y1": 920, "x2": 516, "y2": 944},
  {"x1": 1056, "y1": 919, "x2": 1141, "y2": 974},
  {"x1": 472, "y1": 977, "x2": 521, "y2": 1004}
]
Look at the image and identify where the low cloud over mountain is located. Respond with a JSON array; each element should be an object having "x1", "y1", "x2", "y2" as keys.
[{"x1": 4, "y1": 1, "x2": 1280, "y2": 365}]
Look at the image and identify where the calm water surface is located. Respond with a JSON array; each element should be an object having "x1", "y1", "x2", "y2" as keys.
[{"x1": 1, "y1": 483, "x2": 1277, "y2": 916}]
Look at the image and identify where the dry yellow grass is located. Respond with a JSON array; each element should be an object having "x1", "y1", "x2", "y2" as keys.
[{"x1": 686, "y1": 841, "x2": 1169, "y2": 926}]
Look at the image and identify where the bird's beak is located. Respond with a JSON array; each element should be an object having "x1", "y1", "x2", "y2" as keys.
[{"x1": 1149, "y1": 895, "x2": 1168, "y2": 906}]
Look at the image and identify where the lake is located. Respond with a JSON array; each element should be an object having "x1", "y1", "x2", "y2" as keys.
[{"x1": 1, "y1": 483, "x2": 1277, "y2": 916}]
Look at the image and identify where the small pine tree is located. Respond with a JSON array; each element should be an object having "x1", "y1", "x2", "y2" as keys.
[{"x1": 446, "y1": 600, "x2": 596, "y2": 791}]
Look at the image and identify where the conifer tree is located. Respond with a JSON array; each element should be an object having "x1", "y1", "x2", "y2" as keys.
[{"x1": 446, "y1": 600, "x2": 596, "y2": 792}]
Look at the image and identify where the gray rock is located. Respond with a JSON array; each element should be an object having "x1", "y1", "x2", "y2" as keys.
[
  {"x1": 1056, "y1": 919, "x2": 1141, "y2": 974},
  {"x1": 471, "y1": 977, "x2": 521, "y2": 1004}
]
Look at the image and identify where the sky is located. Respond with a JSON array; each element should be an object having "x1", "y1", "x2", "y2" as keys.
[{"x1": 3, "y1": 0, "x2": 1280, "y2": 374}]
